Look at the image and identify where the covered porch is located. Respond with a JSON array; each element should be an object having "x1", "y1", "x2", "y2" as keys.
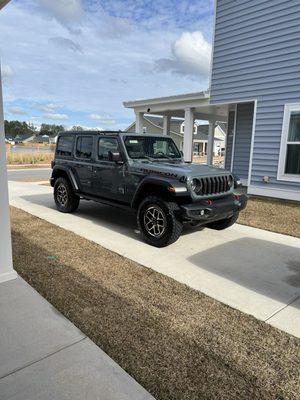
[
  {"x1": 124, "y1": 91, "x2": 229, "y2": 165},
  {"x1": 124, "y1": 93, "x2": 256, "y2": 186}
]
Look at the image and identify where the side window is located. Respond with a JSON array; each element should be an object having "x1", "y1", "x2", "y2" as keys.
[
  {"x1": 98, "y1": 137, "x2": 119, "y2": 160},
  {"x1": 76, "y1": 136, "x2": 93, "y2": 159},
  {"x1": 278, "y1": 104, "x2": 300, "y2": 181},
  {"x1": 56, "y1": 136, "x2": 74, "y2": 157}
]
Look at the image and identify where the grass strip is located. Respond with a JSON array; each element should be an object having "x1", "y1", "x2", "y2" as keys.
[
  {"x1": 11, "y1": 207, "x2": 300, "y2": 400},
  {"x1": 238, "y1": 197, "x2": 300, "y2": 238}
]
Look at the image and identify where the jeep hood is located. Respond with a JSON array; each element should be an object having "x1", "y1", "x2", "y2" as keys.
[{"x1": 132, "y1": 160, "x2": 231, "y2": 179}]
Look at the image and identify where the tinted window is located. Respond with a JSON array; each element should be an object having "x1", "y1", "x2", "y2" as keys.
[
  {"x1": 76, "y1": 136, "x2": 93, "y2": 159},
  {"x1": 98, "y1": 137, "x2": 119, "y2": 160},
  {"x1": 56, "y1": 136, "x2": 74, "y2": 157}
]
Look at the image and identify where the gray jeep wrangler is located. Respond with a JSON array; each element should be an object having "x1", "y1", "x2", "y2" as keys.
[{"x1": 50, "y1": 131, "x2": 247, "y2": 247}]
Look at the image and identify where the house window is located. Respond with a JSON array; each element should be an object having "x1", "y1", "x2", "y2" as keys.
[{"x1": 278, "y1": 104, "x2": 300, "y2": 182}]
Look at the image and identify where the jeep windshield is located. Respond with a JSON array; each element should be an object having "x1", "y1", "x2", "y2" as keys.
[{"x1": 124, "y1": 136, "x2": 181, "y2": 160}]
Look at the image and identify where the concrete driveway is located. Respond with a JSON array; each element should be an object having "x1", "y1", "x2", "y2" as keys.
[
  {"x1": 7, "y1": 168, "x2": 51, "y2": 182},
  {"x1": 9, "y1": 181, "x2": 300, "y2": 338}
]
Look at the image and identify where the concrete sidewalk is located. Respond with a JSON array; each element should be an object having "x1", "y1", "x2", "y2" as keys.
[
  {"x1": 0, "y1": 277, "x2": 155, "y2": 400},
  {"x1": 9, "y1": 181, "x2": 300, "y2": 338}
]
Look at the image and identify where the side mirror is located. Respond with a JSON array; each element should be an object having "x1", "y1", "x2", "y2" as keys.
[{"x1": 108, "y1": 151, "x2": 123, "y2": 163}]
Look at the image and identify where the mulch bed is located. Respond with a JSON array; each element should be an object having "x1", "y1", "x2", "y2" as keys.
[{"x1": 11, "y1": 207, "x2": 300, "y2": 400}]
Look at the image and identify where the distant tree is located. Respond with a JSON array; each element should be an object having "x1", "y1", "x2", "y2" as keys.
[
  {"x1": 40, "y1": 124, "x2": 65, "y2": 136},
  {"x1": 4, "y1": 120, "x2": 35, "y2": 138},
  {"x1": 71, "y1": 126, "x2": 84, "y2": 131}
]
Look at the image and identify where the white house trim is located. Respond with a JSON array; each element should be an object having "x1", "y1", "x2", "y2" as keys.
[
  {"x1": 230, "y1": 104, "x2": 237, "y2": 171},
  {"x1": 277, "y1": 103, "x2": 300, "y2": 183},
  {"x1": 0, "y1": 58, "x2": 16, "y2": 283},
  {"x1": 208, "y1": 0, "x2": 217, "y2": 94},
  {"x1": 247, "y1": 99, "x2": 258, "y2": 187},
  {"x1": 248, "y1": 185, "x2": 300, "y2": 202}
]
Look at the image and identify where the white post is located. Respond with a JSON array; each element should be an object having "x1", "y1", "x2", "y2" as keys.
[
  {"x1": 163, "y1": 115, "x2": 171, "y2": 136},
  {"x1": 207, "y1": 120, "x2": 215, "y2": 166},
  {"x1": 183, "y1": 108, "x2": 194, "y2": 162},
  {"x1": 135, "y1": 111, "x2": 144, "y2": 133},
  {"x1": 0, "y1": 61, "x2": 17, "y2": 283}
]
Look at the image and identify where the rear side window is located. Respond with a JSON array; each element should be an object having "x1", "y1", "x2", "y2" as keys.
[
  {"x1": 98, "y1": 137, "x2": 119, "y2": 160},
  {"x1": 56, "y1": 136, "x2": 74, "y2": 157},
  {"x1": 76, "y1": 136, "x2": 93, "y2": 159}
]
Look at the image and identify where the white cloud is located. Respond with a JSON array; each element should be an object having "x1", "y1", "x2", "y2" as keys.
[
  {"x1": 43, "y1": 113, "x2": 69, "y2": 120},
  {"x1": 155, "y1": 31, "x2": 211, "y2": 78},
  {"x1": 8, "y1": 106, "x2": 27, "y2": 115},
  {"x1": 49, "y1": 37, "x2": 82, "y2": 53},
  {"x1": 39, "y1": 0, "x2": 83, "y2": 23},
  {"x1": 0, "y1": 1, "x2": 213, "y2": 128},
  {"x1": 40, "y1": 103, "x2": 60, "y2": 112},
  {"x1": 89, "y1": 114, "x2": 116, "y2": 124}
]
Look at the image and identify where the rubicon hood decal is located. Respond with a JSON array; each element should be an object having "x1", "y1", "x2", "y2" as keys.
[{"x1": 140, "y1": 168, "x2": 178, "y2": 178}]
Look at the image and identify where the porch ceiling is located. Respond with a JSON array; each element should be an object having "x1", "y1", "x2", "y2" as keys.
[{"x1": 124, "y1": 91, "x2": 229, "y2": 122}]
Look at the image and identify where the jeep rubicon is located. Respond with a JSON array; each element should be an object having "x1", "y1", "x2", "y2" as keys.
[{"x1": 50, "y1": 131, "x2": 247, "y2": 247}]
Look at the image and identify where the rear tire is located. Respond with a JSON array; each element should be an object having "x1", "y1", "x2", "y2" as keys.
[
  {"x1": 137, "y1": 196, "x2": 183, "y2": 247},
  {"x1": 206, "y1": 213, "x2": 239, "y2": 230},
  {"x1": 54, "y1": 177, "x2": 80, "y2": 213}
]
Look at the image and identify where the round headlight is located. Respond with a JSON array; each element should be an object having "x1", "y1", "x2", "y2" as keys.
[
  {"x1": 228, "y1": 175, "x2": 234, "y2": 188},
  {"x1": 191, "y1": 178, "x2": 202, "y2": 194}
]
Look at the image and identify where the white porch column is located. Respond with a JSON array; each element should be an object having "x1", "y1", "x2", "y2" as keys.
[
  {"x1": 183, "y1": 108, "x2": 194, "y2": 162},
  {"x1": 135, "y1": 111, "x2": 144, "y2": 133},
  {"x1": 162, "y1": 115, "x2": 171, "y2": 135},
  {"x1": 207, "y1": 120, "x2": 216, "y2": 166},
  {"x1": 0, "y1": 61, "x2": 17, "y2": 283}
]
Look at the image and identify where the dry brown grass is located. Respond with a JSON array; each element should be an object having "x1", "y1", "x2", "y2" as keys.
[
  {"x1": 239, "y1": 197, "x2": 300, "y2": 238},
  {"x1": 6, "y1": 151, "x2": 53, "y2": 165},
  {"x1": 11, "y1": 207, "x2": 300, "y2": 400}
]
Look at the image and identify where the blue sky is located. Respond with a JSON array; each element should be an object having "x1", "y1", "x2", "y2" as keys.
[{"x1": 0, "y1": 0, "x2": 214, "y2": 130}]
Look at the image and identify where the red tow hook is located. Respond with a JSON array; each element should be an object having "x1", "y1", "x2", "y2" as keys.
[{"x1": 206, "y1": 199, "x2": 213, "y2": 206}]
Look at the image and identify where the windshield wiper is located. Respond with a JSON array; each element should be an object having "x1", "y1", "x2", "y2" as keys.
[{"x1": 132, "y1": 155, "x2": 155, "y2": 162}]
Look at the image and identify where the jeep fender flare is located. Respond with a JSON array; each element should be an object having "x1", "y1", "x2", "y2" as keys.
[
  {"x1": 131, "y1": 176, "x2": 188, "y2": 209},
  {"x1": 51, "y1": 166, "x2": 79, "y2": 191}
]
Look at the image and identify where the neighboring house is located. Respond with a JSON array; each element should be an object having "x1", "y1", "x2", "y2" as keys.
[
  {"x1": 14, "y1": 133, "x2": 35, "y2": 143},
  {"x1": 33, "y1": 134, "x2": 50, "y2": 144},
  {"x1": 125, "y1": 115, "x2": 225, "y2": 156},
  {"x1": 124, "y1": 0, "x2": 300, "y2": 201},
  {"x1": 49, "y1": 135, "x2": 58, "y2": 144}
]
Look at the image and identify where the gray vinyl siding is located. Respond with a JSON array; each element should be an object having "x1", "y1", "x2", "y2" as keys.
[
  {"x1": 225, "y1": 110, "x2": 235, "y2": 170},
  {"x1": 210, "y1": 0, "x2": 300, "y2": 193},
  {"x1": 232, "y1": 103, "x2": 254, "y2": 180}
]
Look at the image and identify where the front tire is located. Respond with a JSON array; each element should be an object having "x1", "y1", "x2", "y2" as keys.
[
  {"x1": 137, "y1": 196, "x2": 183, "y2": 247},
  {"x1": 206, "y1": 213, "x2": 239, "y2": 230},
  {"x1": 54, "y1": 177, "x2": 80, "y2": 213}
]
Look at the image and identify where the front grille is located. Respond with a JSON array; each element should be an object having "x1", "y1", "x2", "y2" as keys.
[{"x1": 198, "y1": 175, "x2": 232, "y2": 196}]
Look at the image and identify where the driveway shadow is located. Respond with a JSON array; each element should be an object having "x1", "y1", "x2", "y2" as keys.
[
  {"x1": 20, "y1": 192, "x2": 200, "y2": 241},
  {"x1": 188, "y1": 237, "x2": 300, "y2": 306}
]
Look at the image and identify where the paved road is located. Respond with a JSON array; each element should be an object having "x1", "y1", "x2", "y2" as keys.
[
  {"x1": 9, "y1": 180, "x2": 300, "y2": 338},
  {"x1": 7, "y1": 168, "x2": 51, "y2": 182}
]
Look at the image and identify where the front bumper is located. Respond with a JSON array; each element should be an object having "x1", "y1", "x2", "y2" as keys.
[{"x1": 180, "y1": 193, "x2": 247, "y2": 222}]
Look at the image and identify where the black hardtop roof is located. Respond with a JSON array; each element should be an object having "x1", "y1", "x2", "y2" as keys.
[
  {"x1": 59, "y1": 130, "x2": 121, "y2": 136},
  {"x1": 58, "y1": 131, "x2": 172, "y2": 138}
]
